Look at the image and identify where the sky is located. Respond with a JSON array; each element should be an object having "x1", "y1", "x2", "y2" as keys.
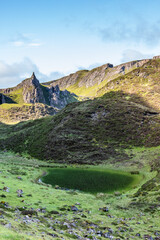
[{"x1": 0, "y1": 0, "x2": 160, "y2": 88}]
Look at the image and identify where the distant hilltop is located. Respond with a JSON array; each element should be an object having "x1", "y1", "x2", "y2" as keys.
[
  {"x1": 153, "y1": 55, "x2": 160, "y2": 59},
  {"x1": 1, "y1": 56, "x2": 160, "y2": 123},
  {"x1": 0, "y1": 72, "x2": 77, "y2": 109}
]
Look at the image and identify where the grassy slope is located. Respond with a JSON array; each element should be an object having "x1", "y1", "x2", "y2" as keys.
[
  {"x1": 5, "y1": 88, "x2": 24, "y2": 104},
  {"x1": 0, "y1": 59, "x2": 160, "y2": 238},
  {"x1": 46, "y1": 60, "x2": 147, "y2": 97},
  {"x1": 1, "y1": 91, "x2": 160, "y2": 164},
  {"x1": 52, "y1": 64, "x2": 139, "y2": 98},
  {"x1": 49, "y1": 59, "x2": 160, "y2": 113},
  {"x1": 0, "y1": 103, "x2": 58, "y2": 124},
  {"x1": 97, "y1": 59, "x2": 160, "y2": 110},
  {"x1": 0, "y1": 151, "x2": 159, "y2": 239},
  {"x1": 1, "y1": 59, "x2": 158, "y2": 123},
  {"x1": 0, "y1": 83, "x2": 78, "y2": 123}
]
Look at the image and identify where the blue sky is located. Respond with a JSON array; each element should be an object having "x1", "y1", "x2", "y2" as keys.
[{"x1": 0, "y1": 0, "x2": 160, "y2": 87}]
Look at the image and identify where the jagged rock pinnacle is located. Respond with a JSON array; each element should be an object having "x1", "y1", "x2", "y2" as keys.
[{"x1": 31, "y1": 72, "x2": 36, "y2": 79}]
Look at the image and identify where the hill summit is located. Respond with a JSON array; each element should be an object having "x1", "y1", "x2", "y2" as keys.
[
  {"x1": 1, "y1": 56, "x2": 160, "y2": 123},
  {"x1": 0, "y1": 73, "x2": 77, "y2": 123}
]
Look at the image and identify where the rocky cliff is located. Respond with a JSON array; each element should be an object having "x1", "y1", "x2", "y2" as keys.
[
  {"x1": 0, "y1": 73, "x2": 77, "y2": 123},
  {"x1": 45, "y1": 59, "x2": 149, "y2": 97},
  {"x1": 0, "y1": 93, "x2": 6, "y2": 104},
  {"x1": 0, "y1": 93, "x2": 14, "y2": 104},
  {"x1": 22, "y1": 72, "x2": 46, "y2": 104},
  {"x1": 1, "y1": 57, "x2": 160, "y2": 123},
  {"x1": 0, "y1": 103, "x2": 58, "y2": 123},
  {"x1": 0, "y1": 72, "x2": 77, "y2": 109}
]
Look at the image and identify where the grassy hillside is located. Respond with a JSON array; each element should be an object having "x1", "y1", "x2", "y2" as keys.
[
  {"x1": 97, "y1": 59, "x2": 160, "y2": 111},
  {"x1": 0, "y1": 59, "x2": 160, "y2": 239},
  {"x1": 0, "y1": 151, "x2": 159, "y2": 239},
  {"x1": 47, "y1": 58, "x2": 160, "y2": 114},
  {"x1": 1, "y1": 91, "x2": 160, "y2": 164},
  {"x1": 48, "y1": 59, "x2": 149, "y2": 98},
  {"x1": 1, "y1": 58, "x2": 160, "y2": 124},
  {"x1": 0, "y1": 74, "x2": 78, "y2": 123},
  {"x1": 0, "y1": 103, "x2": 58, "y2": 124}
]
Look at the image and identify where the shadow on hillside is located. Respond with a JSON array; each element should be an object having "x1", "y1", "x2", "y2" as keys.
[
  {"x1": 101, "y1": 90, "x2": 159, "y2": 112},
  {"x1": 0, "y1": 90, "x2": 160, "y2": 164},
  {"x1": 0, "y1": 93, "x2": 16, "y2": 104}
]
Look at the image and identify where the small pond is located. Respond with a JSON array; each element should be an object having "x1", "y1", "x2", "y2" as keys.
[{"x1": 42, "y1": 167, "x2": 141, "y2": 194}]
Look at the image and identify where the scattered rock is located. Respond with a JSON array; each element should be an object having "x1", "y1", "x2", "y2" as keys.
[
  {"x1": 0, "y1": 194, "x2": 6, "y2": 198},
  {"x1": 21, "y1": 210, "x2": 37, "y2": 216},
  {"x1": 50, "y1": 210, "x2": 59, "y2": 215},
  {"x1": 114, "y1": 191, "x2": 121, "y2": 196},
  {"x1": 99, "y1": 207, "x2": 109, "y2": 212},
  {"x1": 16, "y1": 189, "x2": 23, "y2": 197},
  {"x1": 71, "y1": 206, "x2": 79, "y2": 211},
  {"x1": 3, "y1": 187, "x2": 9, "y2": 192},
  {"x1": 17, "y1": 176, "x2": 22, "y2": 180}
]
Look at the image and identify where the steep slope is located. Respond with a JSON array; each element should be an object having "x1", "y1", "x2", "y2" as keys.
[
  {"x1": 0, "y1": 73, "x2": 77, "y2": 123},
  {"x1": 0, "y1": 73, "x2": 77, "y2": 108},
  {"x1": 45, "y1": 59, "x2": 149, "y2": 97},
  {"x1": 45, "y1": 57, "x2": 160, "y2": 112},
  {"x1": 0, "y1": 103, "x2": 58, "y2": 123},
  {"x1": 1, "y1": 57, "x2": 160, "y2": 123},
  {"x1": 97, "y1": 58, "x2": 160, "y2": 111},
  {"x1": 0, "y1": 93, "x2": 15, "y2": 104},
  {"x1": 1, "y1": 91, "x2": 160, "y2": 164}
]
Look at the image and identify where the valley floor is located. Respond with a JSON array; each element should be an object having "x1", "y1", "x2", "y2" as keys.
[{"x1": 0, "y1": 151, "x2": 159, "y2": 239}]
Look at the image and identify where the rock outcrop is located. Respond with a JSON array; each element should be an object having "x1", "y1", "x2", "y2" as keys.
[
  {"x1": 48, "y1": 59, "x2": 149, "y2": 91},
  {"x1": 22, "y1": 73, "x2": 46, "y2": 104},
  {"x1": 0, "y1": 93, "x2": 6, "y2": 104},
  {"x1": 153, "y1": 55, "x2": 160, "y2": 59},
  {"x1": 0, "y1": 93, "x2": 14, "y2": 104},
  {"x1": 49, "y1": 85, "x2": 74, "y2": 108},
  {"x1": 0, "y1": 73, "x2": 77, "y2": 109},
  {"x1": 0, "y1": 103, "x2": 58, "y2": 123}
]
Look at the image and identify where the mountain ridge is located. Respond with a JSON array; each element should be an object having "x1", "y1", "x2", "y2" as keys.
[
  {"x1": 0, "y1": 72, "x2": 77, "y2": 122},
  {"x1": 0, "y1": 72, "x2": 77, "y2": 108},
  {"x1": 1, "y1": 56, "x2": 160, "y2": 123},
  {"x1": 44, "y1": 59, "x2": 149, "y2": 97}
]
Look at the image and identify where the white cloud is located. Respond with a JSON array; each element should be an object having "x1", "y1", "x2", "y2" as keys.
[
  {"x1": 121, "y1": 49, "x2": 154, "y2": 63},
  {"x1": 0, "y1": 58, "x2": 64, "y2": 89},
  {"x1": 77, "y1": 62, "x2": 106, "y2": 72},
  {"x1": 28, "y1": 43, "x2": 42, "y2": 47},
  {"x1": 10, "y1": 33, "x2": 42, "y2": 48},
  {"x1": 99, "y1": 20, "x2": 160, "y2": 46}
]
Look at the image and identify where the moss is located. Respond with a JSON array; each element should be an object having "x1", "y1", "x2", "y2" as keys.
[
  {"x1": 5, "y1": 88, "x2": 24, "y2": 104},
  {"x1": 1, "y1": 91, "x2": 160, "y2": 164}
]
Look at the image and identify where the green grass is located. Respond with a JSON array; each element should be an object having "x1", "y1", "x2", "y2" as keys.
[
  {"x1": 0, "y1": 151, "x2": 159, "y2": 239},
  {"x1": 0, "y1": 103, "x2": 32, "y2": 110},
  {"x1": 5, "y1": 88, "x2": 24, "y2": 104},
  {"x1": 1, "y1": 90, "x2": 160, "y2": 163},
  {"x1": 42, "y1": 167, "x2": 141, "y2": 193}
]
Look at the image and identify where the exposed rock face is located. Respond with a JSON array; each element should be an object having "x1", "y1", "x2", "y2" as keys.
[
  {"x1": 49, "y1": 85, "x2": 73, "y2": 108},
  {"x1": 0, "y1": 103, "x2": 58, "y2": 123},
  {"x1": 0, "y1": 93, "x2": 6, "y2": 104},
  {"x1": 48, "y1": 59, "x2": 149, "y2": 90},
  {"x1": 49, "y1": 63, "x2": 113, "y2": 90},
  {"x1": 0, "y1": 93, "x2": 14, "y2": 104},
  {"x1": 78, "y1": 63, "x2": 113, "y2": 88},
  {"x1": 0, "y1": 73, "x2": 77, "y2": 109},
  {"x1": 153, "y1": 55, "x2": 160, "y2": 59},
  {"x1": 22, "y1": 73, "x2": 46, "y2": 104}
]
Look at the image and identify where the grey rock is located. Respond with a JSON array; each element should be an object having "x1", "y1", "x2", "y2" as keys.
[
  {"x1": 153, "y1": 55, "x2": 160, "y2": 59},
  {"x1": 49, "y1": 59, "x2": 149, "y2": 91},
  {"x1": 71, "y1": 206, "x2": 79, "y2": 211}
]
